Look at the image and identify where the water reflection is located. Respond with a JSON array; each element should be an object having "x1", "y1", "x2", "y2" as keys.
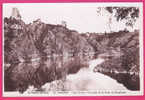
[
  {"x1": 4, "y1": 55, "x2": 89, "y2": 93},
  {"x1": 4, "y1": 52, "x2": 139, "y2": 93}
]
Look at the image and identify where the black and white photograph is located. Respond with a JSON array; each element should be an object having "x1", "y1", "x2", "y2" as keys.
[{"x1": 3, "y1": 3, "x2": 143, "y2": 96}]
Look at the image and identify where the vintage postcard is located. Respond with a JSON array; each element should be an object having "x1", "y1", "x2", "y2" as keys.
[{"x1": 2, "y1": 2, "x2": 144, "y2": 97}]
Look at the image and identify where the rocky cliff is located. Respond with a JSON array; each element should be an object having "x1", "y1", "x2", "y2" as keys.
[
  {"x1": 4, "y1": 8, "x2": 140, "y2": 92},
  {"x1": 4, "y1": 16, "x2": 94, "y2": 92},
  {"x1": 81, "y1": 30, "x2": 140, "y2": 90}
]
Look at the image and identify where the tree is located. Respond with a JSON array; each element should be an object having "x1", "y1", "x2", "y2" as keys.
[{"x1": 105, "y1": 7, "x2": 139, "y2": 28}]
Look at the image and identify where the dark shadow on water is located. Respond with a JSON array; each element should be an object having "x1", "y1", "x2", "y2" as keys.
[
  {"x1": 4, "y1": 56, "x2": 88, "y2": 93},
  {"x1": 101, "y1": 72, "x2": 140, "y2": 91},
  {"x1": 4, "y1": 55, "x2": 140, "y2": 93}
]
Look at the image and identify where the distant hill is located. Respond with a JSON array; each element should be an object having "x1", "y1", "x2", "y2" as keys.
[{"x1": 81, "y1": 30, "x2": 140, "y2": 90}]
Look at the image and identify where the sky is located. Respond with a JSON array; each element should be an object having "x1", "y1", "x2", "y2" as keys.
[{"x1": 3, "y1": 3, "x2": 143, "y2": 33}]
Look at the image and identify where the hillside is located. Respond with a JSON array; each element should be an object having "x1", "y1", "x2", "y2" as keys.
[
  {"x1": 4, "y1": 10, "x2": 140, "y2": 92},
  {"x1": 4, "y1": 17, "x2": 94, "y2": 92},
  {"x1": 81, "y1": 30, "x2": 140, "y2": 90}
]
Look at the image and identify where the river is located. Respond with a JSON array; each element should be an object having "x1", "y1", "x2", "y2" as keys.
[{"x1": 35, "y1": 58, "x2": 129, "y2": 92}]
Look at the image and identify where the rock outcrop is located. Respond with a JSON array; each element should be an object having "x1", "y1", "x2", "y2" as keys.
[
  {"x1": 4, "y1": 9, "x2": 94, "y2": 92},
  {"x1": 81, "y1": 30, "x2": 140, "y2": 90},
  {"x1": 4, "y1": 8, "x2": 140, "y2": 93}
]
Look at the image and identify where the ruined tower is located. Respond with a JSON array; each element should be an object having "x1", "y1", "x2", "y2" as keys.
[
  {"x1": 61, "y1": 21, "x2": 67, "y2": 27},
  {"x1": 11, "y1": 7, "x2": 21, "y2": 20}
]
